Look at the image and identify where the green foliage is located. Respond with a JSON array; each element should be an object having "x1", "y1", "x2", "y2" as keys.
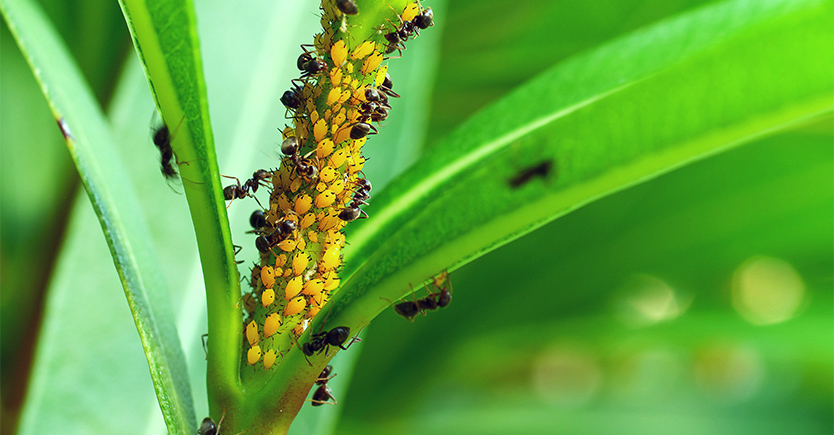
[{"x1": 1, "y1": 0, "x2": 831, "y2": 433}]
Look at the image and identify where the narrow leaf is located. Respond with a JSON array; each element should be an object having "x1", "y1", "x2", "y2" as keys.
[{"x1": 0, "y1": 0, "x2": 195, "y2": 432}]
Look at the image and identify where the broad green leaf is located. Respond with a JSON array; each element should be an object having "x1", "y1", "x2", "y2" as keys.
[
  {"x1": 0, "y1": 0, "x2": 195, "y2": 432},
  {"x1": 341, "y1": 130, "x2": 833, "y2": 432},
  {"x1": 318, "y1": 0, "x2": 832, "y2": 335},
  {"x1": 428, "y1": 0, "x2": 718, "y2": 141}
]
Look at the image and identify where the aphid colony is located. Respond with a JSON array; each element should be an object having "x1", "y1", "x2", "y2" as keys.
[{"x1": 220, "y1": 0, "x2": 434, "y2": 373}]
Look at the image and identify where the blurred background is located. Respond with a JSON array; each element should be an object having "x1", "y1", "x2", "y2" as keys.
[{"x1": 1, "y1": 0, "x2": 831, "y2": 434}]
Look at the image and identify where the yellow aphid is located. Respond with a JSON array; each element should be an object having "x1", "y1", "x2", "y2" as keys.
[
  {"x1": 274, "y1": 267, "x2": 283, "y2": 277},
  {"x1": 352, "y1": 85, "x2": 368, "y2": 102},
  {"x1": 283, "y1": 267, "x2": 292, "y2": 277},
  {"x1": 260, "y1": 266, "x2": 276, "y2": 289},
  {"x1": 246, "y1": 320, "x2": 259, "y2": 346},
  {"x1": 293, "y1": 253, "x2": 310, "y2": 276},
  {"x1": 285, "y1": 276, "x2": 304, "y2": 299},
  {"x1": 350, "y1": 40, "x2": 375, "y2": 60},
  {"x1": 263, "y1": 349, "x2": 277, "y2": 370},
  {"x1": 375, "y1": 64, "x2": 389, "y2": 87},
  {"x1": 330, "y1": 149, "x2": 349, "y2": 168},
  {"x1": 282, "y1": 125, "x2": 295, "y2": 138},
  {"x1": 264, "y1": 313, "x2": 281, "y2": 337},
  {"x1": 347, "y1": 155, "x2": 366, "y2": 175},
  {"x1": 329, "y1": 67, "x2": 343, "y2": 87},
  {"x1": 315, "y1": 191, "x2": 337, "y2": 208},
  {"x1": 402, "y1": 2, "x2": 420, "y2": 21},
  {"x1": 318, "y1": 215, "x2": 339, "y2": 232},
  {"x1": 325, "y1": 230, "x2": 345, "y2": 248},
  {"x1": 338, "y1": 89, "x2": 352, "y2": 104},
  {"x1": 275, "y1": 254, "x2": 288, "y2": 268},
  {"x1": 306, "y1": 98, "x2": 317, "y2": 116},
  {"x1": 296, "y1": 237, "x2": 307, "y2": 251},
  {"x1": 323, "y1": 108, "x2": 332, "y2": 121},
  {"x1": 314, "y1": 119, "x2": 328, "y2": 143},
  {"x1": 300, "y1": 212, "x2": 316, "y2": 229},
  {"x1": 321, "y1": 245, "x2": 341, "y2": 270},
  {"x1": 361, "y1": 52, "x2": 383, "y2": 75},
  {"x1": 328, "y1": 179, "x2": 345, "y2": 195},
  {"x1": 284, "y1": 296, "x2": 307, "y2": 316},
  {"x1": 324, "y1": 273, "x2": 340, "y2": 291},
  {"x1": 262, "y1": 288, "x2": 275, "y2": 307},
  {"x1": 310, "y1": 109, "x2": 320, "y2": 125},
  {"x1": 295, "y1": 194, "x2": 313, "y2": 215},
  {"x1": 247, "y1": 345, "x2": 262, "y2": 365},
  {"x1": 351, "y1": 137, "x2": 367, "y2": 153},
  {"x1": 346, "y1": 62, "x2": 354, "y2": 74},
  {"x1": 302, "y1": 279, "x2": 325, "y2": 297},
  {"x1": 332, "y1": 110, "x2": 347, "y2": 130},
  {"x1": 277, "y1": 193, "x2": 292, "y2": 211},
  {"x1": 317, "y1": 138, "x2": 335, "y2": 159},
  {"x1": 316, "y1": 182, "x2": 327, "y2": 192},
  {"x1": 290, "y1": 177, "x2": 302, "y2": 193},
  {"x1": 333, "y1": 124, "x2": 352, "y2": 144},
  {"x1": 292, "y1": 322, "x2": 308, "y2": 336},
  {"x1": 285, "y1": 213, "x2": 299, "y2": 224},
  {"x1": 308, "y1": 230, "x2": 319, "y2": 243},
  {"x1": 326, "y1": 87, "x2": 342, "y2": 106},
  {"x1": 319, "y1": 166, "x2": 339, "y2": 183},
  {"x1": 278, "y1": 238, "x2": 297, "y2": 252},
  {"x1": 306, "y1": 304, "x2": 321, "y2": 319},
  {"x1": 331, "y1": 39, "x2": 347, "y2": 66}
]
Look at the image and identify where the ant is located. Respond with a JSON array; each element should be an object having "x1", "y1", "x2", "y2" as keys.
[
  {"x1": 302, "y1": 326, "x2": 360, "y2": 360},
  {"x1": 280, "y1": 136, "x2": 317, "y2": 180},
  {"x1": 297, "y1": 44, "x2": 328, "y2": 80},
  {"x1": 336, "y1": 0, "x2": 358, "y2": 15},
  {"x1": 338, "y1": 178, "x2": 371, "y2": 222},
  {"x1": 392, "y1": 271, "x2": 453, "y2": 322},
  {"x1": 383, "y1": 3, "x2": 434, "y2": 55},
  {"x1": 253, "y1": 219, "x2": 296, "y2": 254},
  {"x1": 310, "y1": 364, "x2": 338, "y2": 406},
  {"x1": 222, "y1": 169, "x2": 272, "y2": 208}
]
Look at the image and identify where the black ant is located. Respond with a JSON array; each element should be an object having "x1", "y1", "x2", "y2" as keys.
[
  {"x1": 198, "y1": 416, "x2": 219, "y2": 435},
  {"x1": 338, "y1": 178, "x2": 371, "y2": 222},
  {"x1": 392, "y1": 271, "x2": 453, "y2": 322},
  {"x1": 253, "y1": 219, "x2": 296, "y2": 253},
  {"x1": 222, "y1": 169, "x2": 272, "y2": 208},
  {"x1": 302, "y1": 326, "x2": 359, "y2": 358},
  {"x1": 297, "y1": 44, "x2": 328, "y2": 79},
  {"x1": 310, "y1": 364, "x2": 338, "y2": 406},
  {"x1": 250, "y1": 209, "x2": 267, "y2": 229},
  {"x1": 383, "y1": 3, "x2": 434, "y2": 55},
  {"x1": 336, "y1": 0, "x2": 358, "y2": 15},
  {"x1": 280, "y1": 136, "x2": 317, "y2": 180},
  {"x1": 152, "y1": 124, "x2": 178, "y2": 181}
]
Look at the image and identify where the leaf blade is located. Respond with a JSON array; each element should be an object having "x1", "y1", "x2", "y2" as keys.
[{"x1": 0, "y1": 0, "x2": 196, "y2": 432}]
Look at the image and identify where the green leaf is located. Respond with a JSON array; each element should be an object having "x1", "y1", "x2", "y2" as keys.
[
  {"x1": 321, "y1": 0, "x2": 833, "y2": 333},
  {"x1": 0, "y1": 0, "x2": 195, "y2": 432},
  {"x1": 117, "y1": 0, "x2": 243, "y2": 411},
  {"x1": 341, "y1": 128, "x2": 833, "y2": 433}
]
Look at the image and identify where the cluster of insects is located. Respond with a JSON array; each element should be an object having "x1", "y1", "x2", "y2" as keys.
[{"x1": 189, "y1": 3, "x2": 448, "y2": 428}]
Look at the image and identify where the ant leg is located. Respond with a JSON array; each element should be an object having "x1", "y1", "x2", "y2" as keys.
[{"x1": 292, "y1": 334, "x2": 313, "y2": 366}]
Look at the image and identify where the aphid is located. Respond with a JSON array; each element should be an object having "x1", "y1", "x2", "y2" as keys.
[
  {"x1": 336, "y1": 0, "x2": 358, "y2": 15},
  {"x1": 508, "y1": 160, "x2": 554, "y2": 189},
  {"x1": 302, "y1": 326, "x2": 360, "y2": 358}
]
